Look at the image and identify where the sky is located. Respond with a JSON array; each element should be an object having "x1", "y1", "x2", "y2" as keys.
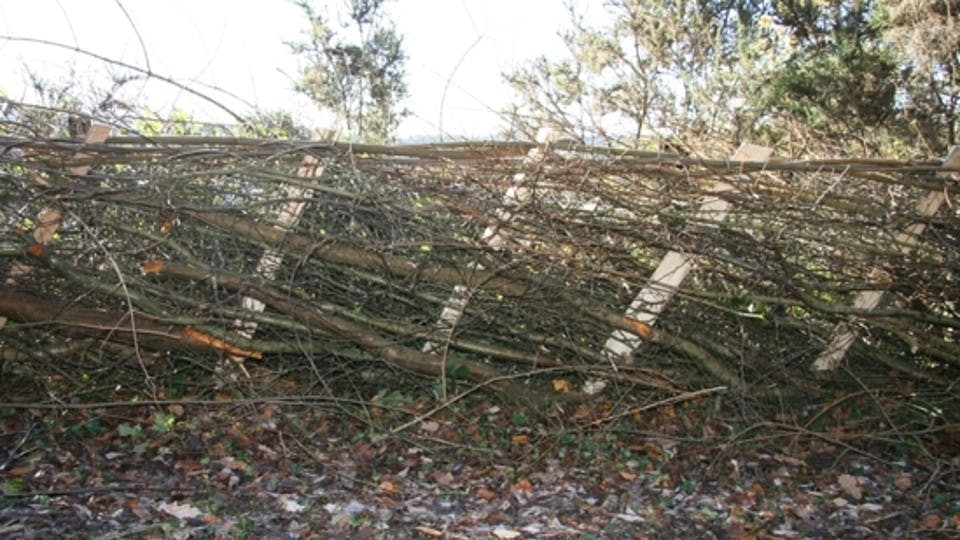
[{"x1": 0, "y1": 0, "x2": 600, "y2": 139}]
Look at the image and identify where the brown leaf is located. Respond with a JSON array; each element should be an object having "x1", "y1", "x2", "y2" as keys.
[
  {"x1": 552, "y1": 379, "x2": 573, "y2": 392},
  {"x1": 174, "y1": 459, "x2": 203, "y2": 476},
  {"x1": 433, "y1": 471, "x2": 455, "y2": 487},
  {"x1": 378, "y1": 479, "x2": 402, "y2": 495},
  {"x1": 476, "y1": 486, "x2": 497, "y2": 501},
  {"x1": 894, "y1": 474, "x2": 912, "y2": 490},
  {"x1": 512, "y1": 478, "x2": 533, "y2": 492},
  {"x1": 413, "y1": 526, "x2": 444, "y2": 537},
  {"x1": 511, "y1": 434, "x2": 530, "y2": 446},
  {"x1": 218, "y1": 456, "x2": 248, "y2": 473},
  {"x1": 724, "y1": 520, "x2": 747, "y2": 540},
  {"x1": 125, "y1": 498, "x2": 150, "y2": 520},
  {"x1": 774, "y1": 453, "x2": 806, "y2": 467},
  {"x1": 158, "y1": 501, "x2": 202, "y2": 520},
  {"x1": 918, "y1": 514, "x2": 941, "y2": 529},
  {"x1": 33, "y1": 208, "x2": 61, "y2": 244},
  {"x1": 838, "y1": 473, "x2": 862, "y2": 500}
]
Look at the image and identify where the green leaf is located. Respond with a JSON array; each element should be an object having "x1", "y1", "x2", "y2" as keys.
[
  {"x1": 3, "y1": 477, "x2": 27, "y2": 495},
  {"x1": 118, "y1": 423, "x2": 143, "y2": 439}
]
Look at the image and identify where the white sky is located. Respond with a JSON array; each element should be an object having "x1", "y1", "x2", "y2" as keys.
[{"x1": 0, "y1": 0, "x2": 600, "y2": 139}]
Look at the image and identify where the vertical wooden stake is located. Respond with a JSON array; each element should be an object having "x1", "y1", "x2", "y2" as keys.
[
  {"x1": 603, "y1": 143, "x2": 773, "y2": 359},
  {"x1": 1, "y1": 124, "x2": 111, "y2": 328},
  {"x1": 230, "y1": 154, "x2": 325, "y2": 357},
  {"x1": 422, "y1": 129, "x2": 558, "y2": 354},
  {"x1": 813, "y1": 146, "x2": 960, "y2": 370}
]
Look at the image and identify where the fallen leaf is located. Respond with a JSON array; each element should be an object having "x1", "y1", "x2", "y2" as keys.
[
  {"x1": 476, "y1": 487, "x2": 497, "y2": 501},
  {"x1": 218, "y1": 456, "x2": 249, "y2": 473},
  {"x1": 279, "y1": 495, "x2": 306, "y2": 513},
  {"x1": 158, "y1": 501, "x2": 202, "y2": 520},
  {"x1": 125, "y1": 498, "x2": 150, "y2": 520},
  {"x1": 775, "y1": 453, "x2": 806, "y2": 467},
  {"x1": 378, "y1": 479, "x2": 402, "y2": 495},
  {"x1": 420, "y1": 421, "x2": 440, "y2": 433},
  {"x1": 433, "y1": 471, "x2": 455, "y2": 487},
  {"x1": 174, "y1": 460, "x2": 203, "y2": 476},
  {"x1": 257, "y1": 444, "x2": 279, "y2": 460},
  {"x1": 619, "y1": 470, "x2": 637, "y2": 481},
  {"x1": 894, "y1": 474, "x2": 912, "y2": 490},
  {"x1": 493, "y1": 528, "x2": 522, "y2": 539},
  {"x1": 582, "y1": 379, "x2": 607, "y2": 395},
  {"x1": 724, "y1": 520, "x2": 747, "y2": 540},
  {"x1": 613, "y1": 511, "x2": 644, "y2": 523},
  {"x1": 511, "y1": 434, "x2": 530, "y2": 446},
  {"x1": 512, "y1": 478, "x2": 533, "y2": 492},
  {"x1": 918, "y1": 514, "x2": 941, "y2": 529},
  {"x1": 414, "y1": 526, "x2": 444, "y2": 537},
  {"x1": 552, "y1": 379, "x2": 573, "y2": 392},
  {"x1": 838, "y1": 474, "x2": 862, "y2": 500},
  {"x1": 33, "y1": 208, "x2": 61, "y2": 244}
]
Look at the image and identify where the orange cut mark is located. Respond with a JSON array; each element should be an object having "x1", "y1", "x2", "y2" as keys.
[
  {"x1": 141, "y1": 260, "x2": 166, "y2": 274},
  {"x1": 624, "y1": 317, "x2": 651, "y2": 338},
  {"x1": 180, "y1": 326, "x2": 262, "y2": 360},
  {"x1": 159, "y1": 219, "x2": 178, "y2": 235}
]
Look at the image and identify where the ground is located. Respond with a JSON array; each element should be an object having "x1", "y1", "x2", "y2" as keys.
[{"x1": 1, "y1": 386, "x2": 958, "y2": 539}]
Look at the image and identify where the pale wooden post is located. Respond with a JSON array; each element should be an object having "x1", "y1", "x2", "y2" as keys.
[
  {"x1": 1, "y1": 124, "x2": 111, "y2": 328},
  {"x1": 814, "y1": 146, "x2": 960, "y2": 370},
  {"x1": 422, "y1": 129, "x2": 558, "y2": 354},
  {"x1": 230, "y1": 154, "x2": 325, "y2": 357},
  {"x1": 603, "y1": 143, "x2": 773, "y2": 358}
]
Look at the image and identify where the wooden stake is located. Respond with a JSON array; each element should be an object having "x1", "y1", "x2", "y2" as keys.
[
  {"x1": 230, "y1": 154, "x2": 325, "y2": 362},
  {"x1": 422, "y1": 129, "x2": 558, "y2": 354},
  {"x1": 813, "y1": 146, "x2": 960, "y2": 370},
  {"x1": 1, "y1": 125, "x2": 110, "y2": 328},
  {"x1": 603, "y1": 143, "x2": 773, "y2": 359}
]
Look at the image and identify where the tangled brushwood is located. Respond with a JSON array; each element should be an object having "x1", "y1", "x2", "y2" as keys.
[{"x1": 1, "y1": 126, "x2": 958, "y2": 410}]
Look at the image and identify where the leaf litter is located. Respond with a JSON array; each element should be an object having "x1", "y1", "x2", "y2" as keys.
[{"x1": 0, "y1": 397, "x2": 957, "y2": 539}]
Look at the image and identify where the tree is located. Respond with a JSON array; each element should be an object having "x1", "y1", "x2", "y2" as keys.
[
  {"x1": 503, "y1": 0, "x2": 784, "y2": 153},
  {"x1": 882, "y1": 0, "x2": 959, "y2": 153},
  {"x1": 289, "y1": 0, "x2": 408, "y2": 144},
  {"x1": 754, "y1": 0, "x2": 900, "y2": 155},
  {"x1": 504, "y1": 0, "x2": 956, "y2": 158},
  {"x1": 1, "y1": 68, "x2": 140, "y2": 139}
]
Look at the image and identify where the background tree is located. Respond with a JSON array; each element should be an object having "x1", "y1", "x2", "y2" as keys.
[
  {"x1": 504, "y1": 0, "x2": 784, "y2": 154},
  {"x1": 505, "y1": 0, "x2": 955, "y2": 158},
  {"x1": 883, "y1": 0, "x2": 959, "y2": 153},
  {"x1": 754, "y1": 0, "x2": 900, "y2": 155},
  {"x1": 289, "y1": 0, "x2": 408, "y2": 144}
]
